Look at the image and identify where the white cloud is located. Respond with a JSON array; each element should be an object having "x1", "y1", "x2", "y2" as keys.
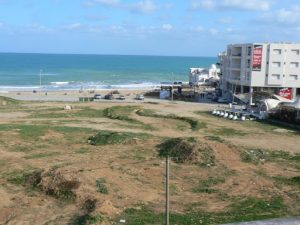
[
  {"x1": 191, "y1": 0, "x2": 271, "y2": 11},
  {"x1": 85, "y1": 0, "x2": 160, "y2": 14},
  {"x1": 93, "y1": 0, "x2": 120, "y2": 7},
  {"x1": 259, "y1": 5, "x2": 300, "y2": 25},
  {"x1": 162, "y1": 24, "x2": 173, "y2": 31},
  {"x1": 129, "y1": 0, "x2": 158, "y2": 13},
  {"x1": 61, "y1": 23, "x2": 83, "y2": 31},
  {"x1": 217, "y1": 16, "x2": 232, "y2": 24},
  {"x1": 193, "y1": 26, "x2": 204, "y2": 33},
  {"x1": 208, "y1": 28, "x2": 218, "y2": 35}
]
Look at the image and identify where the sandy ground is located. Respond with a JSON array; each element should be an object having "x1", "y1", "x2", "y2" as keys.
[
  {"x1": 0, "y1": 89, "x2": 152, "y2": 102},
  {"x1": 0, "y1": 94, "x2": 299, "y2": 225}
]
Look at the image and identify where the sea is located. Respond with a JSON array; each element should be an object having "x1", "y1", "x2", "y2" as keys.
[{"x1": 0, "y1": 53, "x2": 217, "y2": 91}]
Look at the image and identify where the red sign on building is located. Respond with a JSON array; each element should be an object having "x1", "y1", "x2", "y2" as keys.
[
  {"x1": 252, "y1": 45, "x2": 263, "y2": 71},
  {"x1": 279, "y1": 88, "x2": 293, "y2": 100}
]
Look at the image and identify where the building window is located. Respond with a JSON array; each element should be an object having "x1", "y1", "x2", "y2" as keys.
[
  {"x1": 271, "y1": 74, "x2": 280, "y2": 80},
  {"x1": 272, "y1": 62, "x2": 281, "y2": 67},
  {"x1": 273, "y1": 49, "x2": 282, "y2": 55},
  {"x1": 247, "y1": 46, "x2": 252, "y2": 56},
  {"x1": 289, "y1": 75, "x2": 298, "y2": 80},
  {"x1": 290, "y1": 62, "x2": 299, "y2": 68},
  {"x1": 247, "y1": 72, "x2": 251, "y2": 81},
  {"x1": 291, "y1": 49, "x2": 300, "y2": 55},
  {"x1": 247, "y1": 59, "x2": 251, "y2": 68}
]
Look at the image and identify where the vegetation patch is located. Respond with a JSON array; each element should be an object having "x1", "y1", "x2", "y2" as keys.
[
  {"x1": 30, "y1": 107, "x2": 104, "y2": 119},
  {"x1": 136, "y1": 109, "x2": 206, "y2": 131},
  {"x1": 0, "y1": 96, "x2": 20, "y2": 107},
  {"x1": 88, "y1": 130, "x2": 150, "y2": 146},
  {"x1": 157, "y1": 137, "x2": 216, "y2": 166},
  {"x1": 6, "y1": 168, "x2": 80, "y2": 202},
  {"x1": 122, "y1": 197, "x2": 287, "y2": 225},
  {"x1": 103, "y1": 106, "x2": 138, "y2": 122},
  {"x1": 213, "y1": 127, "x2": 246, "y2": 137},
  {"x1": 96, "y1": 178, "x2": 109, "y2": 194},
  {"x1": 273, "y1": 176, "x2": 300, "y2": 186},
  {"x1": 193, "y1": 177, "x2": 225, "y2": 194},
  {"x1": 71, "y1": 214, "x2": 103, "y2": 225},
  {"x1": 6, "y1": 168, "x2": 42, "y2": 187},
  {"x1": 104, "y1": 106, "x2": 153, "y2": 130},
  {"x1": 39, "y1": 169, "x2": 79, "y2": 201},
  {"x1": 205, "y1": 136, "x2": 224, "y2": 143},
  {"x1": 0, "y1": 124, "x2": 49, "y2": 140},
  {"x1": 24, "y1": 152, "x2": 60, "y2": 159},
  {"x1": 241, "y1": 149, "x2": 300, "y2": 165}
]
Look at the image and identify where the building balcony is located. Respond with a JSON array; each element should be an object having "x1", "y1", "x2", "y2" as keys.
[{"x1": 231, "y1": 67, "x2": 241, "y2": 71}]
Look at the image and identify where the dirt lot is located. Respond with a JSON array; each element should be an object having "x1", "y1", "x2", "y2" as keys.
[{"x1": 0, "y1": 96, "x2": 299, "y2": 225}]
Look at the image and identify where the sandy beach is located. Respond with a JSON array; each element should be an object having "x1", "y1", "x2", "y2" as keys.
[{"x1": 0, "y1": 89, "x2": 154, "y2": 102}]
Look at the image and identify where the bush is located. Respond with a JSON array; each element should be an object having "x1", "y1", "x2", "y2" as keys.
[
  {"x1": 157, "y1": 137, "x2": 215, "y2": 166},
  {"x1": 96, "y1": 178, "x2": 108, "y2": 194},
  {"x1": 88, "y1": 130, "x2": 149, "y2": 146}
]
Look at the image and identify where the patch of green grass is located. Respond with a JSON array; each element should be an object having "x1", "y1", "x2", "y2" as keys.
[
  {"x1": 0, "y1": 96, "x2": 20, "y2": 105},
  {"x1": 12, "y1": 145, "x2": 34, "y2": 153},
  {"x1": 96, "y1": 178, "x2": 108, "y2": 194},
  {"x1": 194, "y1": 111, "x2": 214, "y2": 117},
  {"x1": 272, "y1": 176, "x2": 300, "y2": 186},
  {"x1": 0, "y1": 124, "x2": 49, "y2": 140},
  {"x1": 24, "y1": 152, "x2": 60, "y2": 159},
  {"x1": 71, "y1": 214, "x2": 104, "y2": 225},
  {"x1": 136, "y1": 109, "x2": 206, "y2": 131},
  {"x1": 88, "y1": 130, "x2": 150, "y2": 146},
  {"x1": 130, "y1": 148, "x2": 150, "y2": 160},
  {"x1": 54, "y1": 190, "x2": 77, "y2": 201},
  {"x1": 193, "y1": 177, "x2": 225, "y2": 193},
  {"x1": 103, "y1": 106, "x2": 138, "y2": 122},
  {"x1": 122, "y1": 197, "x2": 287, "y2": 225},
  {"x1": 6, "y1": 168, "x2": 42, "y2": 187},
  {"x1": 213, "y1": 127, "x2": 246, "y2": 137},
  {"x1": 241, "y1": 149, "x2": 300, "y2": 165},
  {"x1": 103, "y1": 106, "x2": 153, "y2": 130},
  {"x1": 205, "y1": 136, "x2": 224, "y2": 143},
  {"x1": 0, "y1": 124, "x2": 94, "y2": 142},
  {"x1": 30, "y1": 107, "x2": 104, "y2": 119}
]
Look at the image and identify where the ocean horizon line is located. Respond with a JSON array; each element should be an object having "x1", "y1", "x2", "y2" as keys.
[{"x1": 0, "y1": 51, "x2": 217, "y2": 58}]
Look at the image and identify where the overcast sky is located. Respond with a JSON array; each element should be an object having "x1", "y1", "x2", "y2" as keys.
[{"x1": 0, "y1": 0, "x2": 300, "y2": 56}]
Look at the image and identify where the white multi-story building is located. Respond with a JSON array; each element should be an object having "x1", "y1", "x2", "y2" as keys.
[{"x1": 219, "y1": 42, "x2": 300, "y2": 104}]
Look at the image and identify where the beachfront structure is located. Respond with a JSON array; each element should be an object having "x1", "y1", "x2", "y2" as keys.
[
  {"x1": 189, "y1": 64, "x2": 220, "y2": 85},
  {"x1": 219, "y1": 42, "x2": 300, "y2": 104}
]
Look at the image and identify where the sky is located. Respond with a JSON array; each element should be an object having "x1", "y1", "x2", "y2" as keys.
[{"x1": 0, "y1": 0, "x2": 300, "y2": 56}]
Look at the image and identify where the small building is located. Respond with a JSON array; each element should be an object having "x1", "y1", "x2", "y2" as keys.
[
  {"x1": 189, "y1": 64, "x2": 220, "y2": 86},
  {"x1": 219, "y1": 42, "x2": 300, "y2": 104}
]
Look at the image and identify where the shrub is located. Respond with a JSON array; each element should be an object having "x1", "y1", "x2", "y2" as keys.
[
  {"x1": 96, "y1": 178, "x2": 108, "y2": 194},
  {"x1": 88, "y1": 130, "x2": 149, "y2": 146},
  {"x1": 157, "y1": 137, "x2": 215, "y2": 166}
]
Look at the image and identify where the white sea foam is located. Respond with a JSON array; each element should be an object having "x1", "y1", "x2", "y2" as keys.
[{"x1": 0, "y1": 82, "x2": 161, "y2": 91}]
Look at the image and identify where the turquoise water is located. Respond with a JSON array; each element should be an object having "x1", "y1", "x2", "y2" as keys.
[{"x1": 0, "y1": 53, "x2": 217, "y2": 90}]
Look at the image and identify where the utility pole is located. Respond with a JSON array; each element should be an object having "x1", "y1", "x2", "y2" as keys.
[{"x1": 165, "y1": 155, "x2": 170, "y2": 225}]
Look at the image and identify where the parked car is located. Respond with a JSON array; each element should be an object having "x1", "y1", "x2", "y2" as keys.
[
  {"x1": 136, "y1": 94, "x2": 144, "y2": 100},
  {"x1": 217, "y1": 97, "x2": 228, "y2": 103},
  {"x1": 94, "y1": 94, "x2": 102, "y2": 99},
  {"x1": 104, "y1": 94, "x2": 114, "y2": 100},
  {"x1": 118, "y1": 95, "x2": 125, "y2": 100}
]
